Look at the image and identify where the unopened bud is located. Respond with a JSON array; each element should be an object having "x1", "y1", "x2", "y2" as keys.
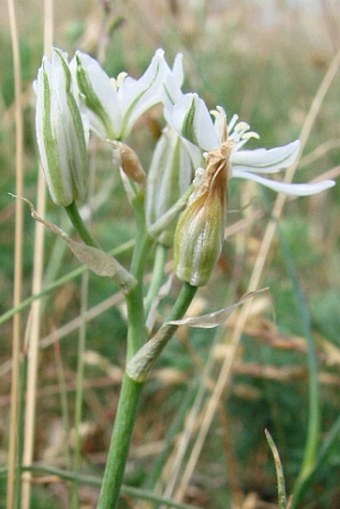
[
  {"x1": 174, "y1": 142, "x2": 232, "y2": 286},
  {"x1": 35, "y1": 48, "x2": 88, "y2": 206}
]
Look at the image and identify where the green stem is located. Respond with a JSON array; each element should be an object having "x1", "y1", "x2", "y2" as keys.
[
  {"x1": 97, "y1": 192, "x2": 149, "y2": 509},
  {"x1": 125, "y1": 192, "x2": 150, "y2": 359},
  {"x1": 98, "y1": 282, "x2": 197, "y2": 508},
  {"x1": 64, "y1": 201, "x2": 100, "y2": 248},
  {"x1": 125, "y1": 233, "x2": 150, "y2": 359},
  {"x1": 127, "y1": 282, "x2": 197, "y2": 383},
  {"x1": 158, "y1": 281, "x2": 198, "y2": 339},
  {"x1": 144, "y1": 243, "x2": 168, "y2": 317},
  {"x1": 292, "y1": 413, "x2": 340, "y2": 504},
  {"x1": 97, "y1": 374, "x2": 144, "y2": 509},
  {"x1": 277, "y1": 226, "x2": 320, "y2": 508}
]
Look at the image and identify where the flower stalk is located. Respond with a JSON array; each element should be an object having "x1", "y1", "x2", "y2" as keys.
[
  {"x1": 127, "y1": 282, "x2": 197, "y2": 383},
  {"x1": 96, "y1": 374, "x2": 144, "y2": 509},
  {"x1": 64, "y1": 201, "x2": 100, "y2": 249}
]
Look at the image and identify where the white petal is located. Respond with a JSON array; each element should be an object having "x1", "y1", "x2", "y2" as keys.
[
  {"x1": 172, "y1": 53, "x2": 184, "y2": 88},
  {"x1": 165, "y1": 93, "x2": 219, "y2": 151},
  {"x1": 119, "y1": 48, "x2": 167, "y2": 136},
  {"x1": 74, "y1": 51, "x2": 122, "y2": 139},
  {"x1": 231, "y1": 140, "x2": 300, "y2": 173},
  {"x1": 232, "y1": 169, "x2": 335, "y2": 196},
  {"x1": 35, "y1": 49, "x2": 88, "y2": 206},
  {"x1": 162, "y1": 54, "x2": 184, "y2": 109}
]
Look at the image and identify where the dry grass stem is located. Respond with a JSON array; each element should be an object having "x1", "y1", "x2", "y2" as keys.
[
  {"x1": 21, "y1": 2, "x2": 53, "y2": 507},
  {"x1": 6, "y1": 0, "x2": 24, "y2": 506}
]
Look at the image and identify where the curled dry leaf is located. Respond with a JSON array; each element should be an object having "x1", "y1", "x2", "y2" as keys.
[
  {"x1": 167, "y1": 288, "x2": 270, "y2": 328},
  {"x1": 16, "y1": 195, "x2": 136, "y2": 291}
]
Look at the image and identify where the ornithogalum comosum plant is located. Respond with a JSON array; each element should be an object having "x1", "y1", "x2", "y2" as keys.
[{"x1": 33, "y1": 47, "x2": 335, "y2": 508}]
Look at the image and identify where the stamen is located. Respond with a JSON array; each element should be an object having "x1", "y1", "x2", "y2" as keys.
[
  {"x1": 234, "y1": 121, "x2": 250, "y2": 134},
  {"x1": 227, "y1": 114, "x2": 239, "y2": 133}
]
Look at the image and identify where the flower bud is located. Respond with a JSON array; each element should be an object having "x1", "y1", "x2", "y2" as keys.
[
  {"x1": 35, "y1": 48, "x2": 88, "y2": 206},
  {"x1": 174, "y1": 142, "x2": 232, "y2": 286},
  {"x1": 146, "y1": 127, "x2": 201, "y2": 246}
]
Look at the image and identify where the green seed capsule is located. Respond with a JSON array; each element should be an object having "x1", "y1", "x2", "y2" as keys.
[{"x1": 174, "y1": 142, "x2": 232, "y2": 287}]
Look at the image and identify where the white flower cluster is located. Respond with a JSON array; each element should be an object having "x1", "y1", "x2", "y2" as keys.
[
  {"x1": 35, "y1": 47, "x2": 334, "y2": 208},
  {"x1": 34, "y1": 47, "x2": 335, "y2": 286}
]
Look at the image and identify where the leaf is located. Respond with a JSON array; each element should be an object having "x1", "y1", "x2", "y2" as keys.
[
  {"x1": 265, "y1": 429, "x2": 287, "y2": 509},
  {"x1": 167, "y1": 288, "x2": 269, "y2": 328},
  {"x1": 16, "y1": 196, "x2": 136, "y2": 291}
]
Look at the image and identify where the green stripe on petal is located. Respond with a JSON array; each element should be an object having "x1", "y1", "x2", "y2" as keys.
[
  {"x1": 181, "y1": 96, "x2": 198, "y2": 147},
  {"x1": 35, "y1": 49, "x2": 89, "y2": 207},
  {"x1": 75, "y1": 54, "x2": 117, "y2": 139},
  {"x1": 42, "y1": 65, "x2": 72, "y2": 205}
]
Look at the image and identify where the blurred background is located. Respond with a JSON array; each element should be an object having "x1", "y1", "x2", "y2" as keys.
[{"x1": 1, "y1": 0, "x2": 340, "y2": 507}]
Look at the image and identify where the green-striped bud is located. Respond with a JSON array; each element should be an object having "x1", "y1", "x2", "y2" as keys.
[
  {"x1": 146, "y1": 127, "x2": 201, "y2": 246},
  {"x1": 174, "y1": 142, "x2": 232, "y2": 286},
  {"x1": 35, "y1": 48, "x2": 88, "y2": 206}
]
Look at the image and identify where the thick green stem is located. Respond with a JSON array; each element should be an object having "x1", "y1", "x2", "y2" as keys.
[
  {"x1": 97, "y1": 282, "x2": 197, "y2": 508},
  {"x1": 126, "y1": 278, "x2": 148, "y2": 359},
  {"x1": 126, "y1": 193, "x2": 150, "y2": 359},
  {"x1": 97, "y1": 183, "x2": 198, "y2": 508},
  {"x1": 97, "y1": 192, "x2": 149, "y2": 508},
  {"x1": 64, "y1": 201, "x2": 100, "y2": 248},
  {"x1": 96, "y1": 374, "x2": 144, "y2": 509},
  {"x1": 125, "y1": 229, "x2": 150, "y2": 358}
]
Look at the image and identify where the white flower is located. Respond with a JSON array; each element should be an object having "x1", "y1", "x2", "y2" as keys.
[
  {"x1": 35, "y1": 48, "x2": 89, "y2": 206},
  {"x1": 164, "y1": 93, "x2": 335, "y2": 196},
  {"x1": 72, "y1": 49, "x2": 168, "y2": 140},
  {"x1": 146, "y1": 126, "x2": 202, "y2": 245},
  {"x1": 162, "y1": 52, "x2": 185, "y2": 110}
]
